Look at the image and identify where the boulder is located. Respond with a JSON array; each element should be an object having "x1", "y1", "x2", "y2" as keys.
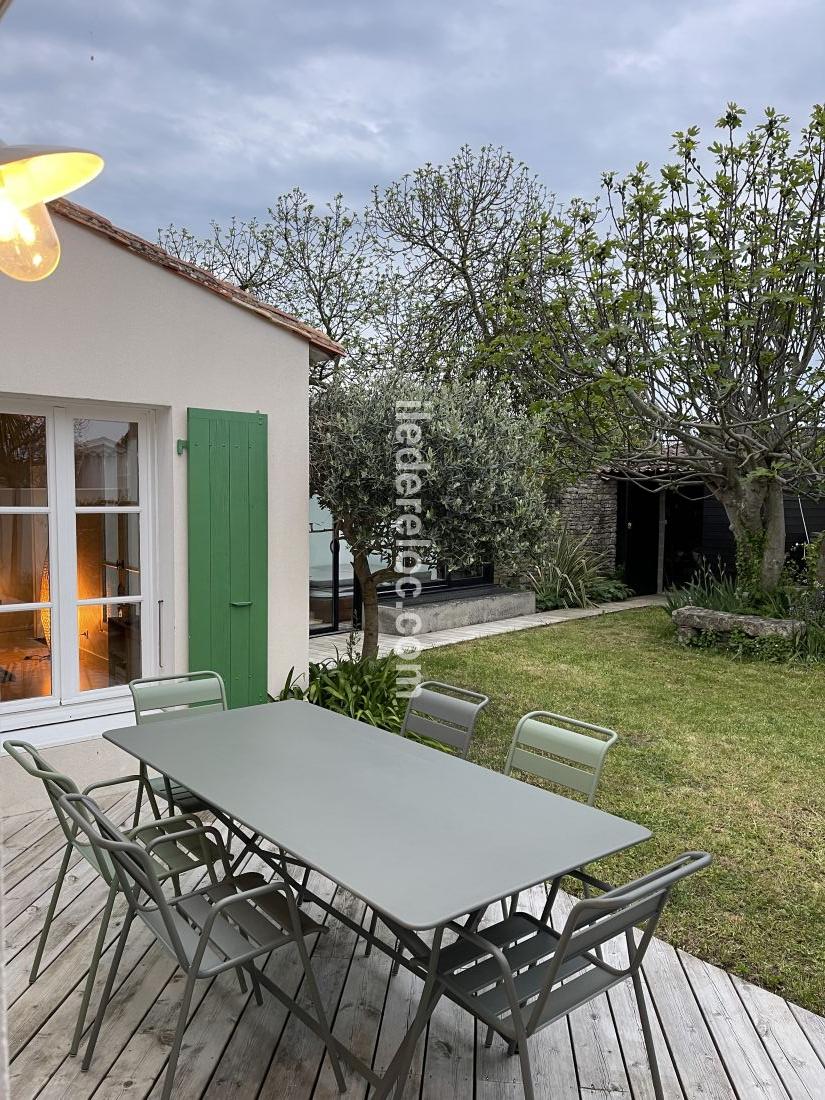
[{"x1": 671, "y1": 605, "x2": 805, "y2": 643}]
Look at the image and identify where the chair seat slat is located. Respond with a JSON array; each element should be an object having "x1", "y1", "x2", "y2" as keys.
[{"x1": 430, "y1": 914, "x2": 539, "y2": 973}]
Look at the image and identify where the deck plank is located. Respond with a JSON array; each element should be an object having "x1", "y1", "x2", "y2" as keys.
[
  {"x1": 638, "y1": 932, "x2": 737, "y2": 1099},
  {"x1": 733, "y1": 976, "x2": 825, "y2": 1100},
  {"x1": 789, "y1": 1003, "x2": 825, "y2": 1070},
  {"x1": 680, "y1": 948, "x2": 791, "y2": 1099}
]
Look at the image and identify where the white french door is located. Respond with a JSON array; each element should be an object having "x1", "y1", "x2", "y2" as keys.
[{"x1": 0, "y1": 400, "x2": 155, "y2": 714}]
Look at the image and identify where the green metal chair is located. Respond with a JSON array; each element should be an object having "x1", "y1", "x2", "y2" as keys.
[
  {"x1": 500, "y1": 711, "x2": 618, "y2": 919},
  {"x1": 61, "y1": 792, "x2": 346, "y2": 1100},
  {"x1": 2, "y1": 740, "x2": 227, "y2": 1058},
  {"x1": 415, "y1": 853, "x2": 712, "y2": 1100},
  {"x1": 129, "y1": 670, "x2": 228, "y2": 819},
  {"x1": 400, "y1": 680, "x2": 490, "y2": 758}
]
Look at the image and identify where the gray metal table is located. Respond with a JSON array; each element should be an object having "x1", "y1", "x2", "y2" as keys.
[{"x1": 105, "y1": 699, "x2": 650, "y2": 1095}]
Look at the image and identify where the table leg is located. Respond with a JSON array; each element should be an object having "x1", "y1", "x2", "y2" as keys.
[{"x1": 371, "y1": 925, "x2": 445, "y2": 1100}]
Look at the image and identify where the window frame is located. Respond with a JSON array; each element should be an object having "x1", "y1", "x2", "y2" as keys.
[{"x1": 0, "y1": 397, "x2": 157, "y2": 717}]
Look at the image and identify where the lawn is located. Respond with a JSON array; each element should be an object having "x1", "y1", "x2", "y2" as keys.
[{"x1": 420, "y1": 606, "x2": 825, "y2": 1014}]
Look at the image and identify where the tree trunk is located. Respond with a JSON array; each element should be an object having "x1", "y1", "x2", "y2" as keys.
[
  {"x1": 353, "y1": 551, "x2": 380, "y2": 660},
  {"x1": 717, "y1": 476, "x2": 786, "y2": 594},
  {"x1": 760, "y1": 479, "x2": 786, "y2": 591}
]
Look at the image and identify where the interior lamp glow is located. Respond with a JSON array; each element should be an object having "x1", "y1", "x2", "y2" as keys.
[{"x1": 0, "y1": 144, "x2": 104, "y2": 282}]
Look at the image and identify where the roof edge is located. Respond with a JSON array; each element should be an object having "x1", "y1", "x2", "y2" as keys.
[{"x1": 49, "y1": 198, "x2": 345, "y2": 360}]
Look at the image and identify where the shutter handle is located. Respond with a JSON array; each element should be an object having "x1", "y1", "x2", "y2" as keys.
[{"x1": 230, "y1": 600, "x2": 252, "y2": 607}]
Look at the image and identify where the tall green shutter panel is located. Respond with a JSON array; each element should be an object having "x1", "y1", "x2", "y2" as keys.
[{"x1": 187, "y1": 409, "x2": 268, "y2": 708}]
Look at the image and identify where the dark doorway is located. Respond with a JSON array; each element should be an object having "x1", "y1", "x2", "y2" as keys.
[
  {"x1": 616, "y1": 482, "x2": 662, "y2": 595},
  {"x1": 663, "y1": 486, "x2": 705, "y2": 588}
]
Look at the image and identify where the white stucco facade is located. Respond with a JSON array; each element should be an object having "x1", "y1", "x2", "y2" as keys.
[{"x1": 0, "y1": 211, "x2": 316, "y2": 806}]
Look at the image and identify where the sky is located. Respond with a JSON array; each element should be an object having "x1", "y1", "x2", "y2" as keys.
[{"x1": 2, "y1": 0, "x2": 824, "y2": 240}]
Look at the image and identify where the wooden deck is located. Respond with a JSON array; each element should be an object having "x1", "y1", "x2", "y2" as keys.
[{"x1": 4, "y1": 789, "x2": 825, "y2": 1100}]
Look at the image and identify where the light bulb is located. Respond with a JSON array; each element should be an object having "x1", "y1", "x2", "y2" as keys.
[
  {"x1": 0, "y1": 194, "x2": 60, "y2": 281},
  {"x1": 0, "y1": 143, "x2": 103, "y2": 282}
]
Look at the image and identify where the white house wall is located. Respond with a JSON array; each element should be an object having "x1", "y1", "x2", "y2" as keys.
[{"x1": 0, "y1": 215, "x2": 309, "y2": 767}]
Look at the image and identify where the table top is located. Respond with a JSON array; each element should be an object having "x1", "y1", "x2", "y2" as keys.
[{"x1": 105, "y1": 699, "x2": 650, "y2": 929}]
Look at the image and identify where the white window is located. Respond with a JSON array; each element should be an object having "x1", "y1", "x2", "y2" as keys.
[{"x1": 0, "y1": 401, "x2": 155, "y2": 714}]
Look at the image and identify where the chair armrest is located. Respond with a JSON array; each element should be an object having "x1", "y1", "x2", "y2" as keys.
[
  {"x1": 83, "y1": 774, "x2": 146, "y2": 795},
  {"x1": 128, "y1": 812, "x2": 204, "y2": 839}
]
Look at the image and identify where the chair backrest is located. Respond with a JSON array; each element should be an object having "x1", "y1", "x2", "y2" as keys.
[
  {"x1": 59, "y1": 792, "x2": 192, "y2": 969},
  {"x1": 526, "y1": 851, "x2": 711, "y2": 1034},
  {"x1": 129, "y1": 670, "x2": 227, "y2": 725},
  {"x1": 504, "y1": 711, "x2": 618, "y2": 804},
  {"x1": 400, "y1": 681, "x2": 489, "y2": 757},
  {"x1": 3, "y1": 739, "x2": 84, "y2": 849}
]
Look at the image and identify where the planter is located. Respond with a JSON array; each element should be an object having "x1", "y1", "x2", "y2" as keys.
[{"x1": 671, "y1": 605, "x2": 805, "y2": 643}]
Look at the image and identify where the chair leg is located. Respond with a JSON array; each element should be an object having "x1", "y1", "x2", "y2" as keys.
[
  {"x1": 484, "y1": 1025, "x2": 495, "y2": 1048},
  {"x1": 391, "y1": 941, "x2": 403, "y2": 976},
  {"x1": 515, "y1": 1037, "x2": 535, "y2": 1100},
  {"x1": 30, "y1": 843, "x2": 72, "y2": 984},
  {"x1": 507, "y1": 1008, "x2": 535, "y2": 1100},
  {"x1": 364, "y1": 909, "x2": 378, "y2": 956},
  {"x1": 82, "y1": 909, "x2": 134, "y2": 1071},
  {"x1": 137, "y1": 764, "x2": 162, "y2": 823},
  {"x1": 632, "y1": 968, "x2": 664, "y2": 1100},
  {"x1": 250, "y1": 964, "x2": 264, "y2": 1006},
  {"x1": 70, "y1": 882, "x2": 117, "y2": 1056},
  {"x1": 160, "y1": 967, "x2": 199, "y2": 1100}
]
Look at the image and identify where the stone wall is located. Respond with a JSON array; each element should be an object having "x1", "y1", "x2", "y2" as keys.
[{"x1": 558, "y1": 475, "x2": 618, "y2": 564}]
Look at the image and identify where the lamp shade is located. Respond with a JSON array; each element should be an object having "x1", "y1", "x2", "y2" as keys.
[{"x1": 0, "y1": 144, "x2": 104, "y2": 207}]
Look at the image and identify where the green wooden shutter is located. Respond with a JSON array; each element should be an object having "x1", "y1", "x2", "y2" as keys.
[{"x1": 186, "y1": 408, "x2": 268, "y2": 708}]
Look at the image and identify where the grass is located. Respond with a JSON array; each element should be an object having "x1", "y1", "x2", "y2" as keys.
[{"x1": 420, "y1": 607, "x2": 825, "y2": 1014}]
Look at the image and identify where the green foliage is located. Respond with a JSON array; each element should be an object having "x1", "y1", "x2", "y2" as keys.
[
  {"x1": 667, "y1": 560, "x2": 825, "y2": 662},
  {"x1": 278, "y1": 640, "x2": 406, "y2": 732},
  {"x1": 735, "y1": 532, "x2": 767, "y2": 597},
  {"x1": 681, "y1": 628, "x2": 796, "y2": 663},
  {"x1": 585, "y1": 574, "x2": 635, "y2": 603},
  {"x1": 525, "y1": 522, "x2": 605, "y2": 609},
  {"x1": 524, "y1": 520, "x2": 632, "y2": 609},
  {"x1": 311, "y1": 376, "x2": 549, "y2": 572},
  {"x1": 510, "y1": 104, "x2": 825, "y2": 590},
  {"x1": 665, "y1": 562, "x2": 746, "y2": 614}
]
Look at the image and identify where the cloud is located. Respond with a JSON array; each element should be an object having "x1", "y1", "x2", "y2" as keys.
[{"x1": 1, "y1": 0, "x2": 823, "y2": 237}]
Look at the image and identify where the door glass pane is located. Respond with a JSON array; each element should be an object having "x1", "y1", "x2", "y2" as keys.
[
  {"x1": 0, "y1": 514, "x2": 50, "y2": 606},
  {"x1": 309, "y1": 498, "x2": 336, "y2": 630},
  {"x1": 78, "y1": 602, "x2": 141, "y2": 690},
  {"x1": 74, "y1": 419, "x2": 139, "y2": 505},
  {"x1": 0, "y1": 413, "x2": 47, "y2": 506},
  {"x1": 76, "y1": 513, "x2": 140, "y2": 599},
  {"x1": 0, "y1": 609, "x2": 52, "y2": 700}
]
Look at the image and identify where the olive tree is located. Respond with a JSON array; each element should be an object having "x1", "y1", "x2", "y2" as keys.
[
  {"x1": 311, "y1": 376, "x2": 549, "y2": 657},
  {"x1": 518, "y1": 105, "x2": 825, "y2": 591}
]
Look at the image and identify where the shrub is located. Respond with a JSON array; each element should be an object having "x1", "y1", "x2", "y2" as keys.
[
  {"x1": 585, "y1": 574, "x2": 634, "y2": 603},
  {"x1": 524, "y1": 520, "x2": 631, "y2": 610},
  {"x1": 665, "y1": 561, "x2": 748, "y2": 614},
  {"x1": 278, "y1": 638, "x2": 406, "y2": 731}
]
